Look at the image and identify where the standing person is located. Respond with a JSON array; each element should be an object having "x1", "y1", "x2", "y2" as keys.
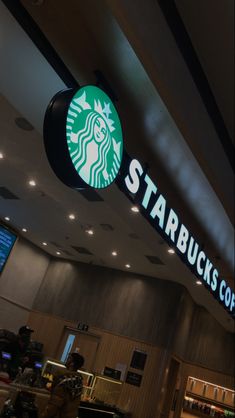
[
  {"x1": 7, "y1": 325, "x2": 34, "y2": 378},
  {"x1": 41, "y1": 352, "x2": 84, "y2": 418}
]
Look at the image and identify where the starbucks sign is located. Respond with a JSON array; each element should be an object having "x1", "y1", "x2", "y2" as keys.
[
  {"x1": 66, "y1": 86, "x2": 123, "y2": 189},
  {"x1": 44, "y1": 86, "x2": 235, "y2": 319},
  {"x1": 44, "y1": 85, "x2": 123, "y2": 190}
]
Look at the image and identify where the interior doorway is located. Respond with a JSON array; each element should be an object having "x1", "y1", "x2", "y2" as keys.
[
  {"x1": 56, "y1": 326, "x2": 101, "y2": 372},
  {"x1": 162, "y1": 357, "x2": 181, "y2": 418}
]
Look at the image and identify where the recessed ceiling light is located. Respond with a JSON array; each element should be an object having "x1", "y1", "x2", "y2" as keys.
[
  {"x1": 125, "y1": 264, "x2": 131, "y2": 269},
  {"x1": 42, "y1": 242, "x2": 47, "y2": 246},
  {"x1": 68, "y1": 214, "x2": 75, "y2": 220},
  {"x1": 196, "y1": 280, "x2": 202, "y2": 285},
  {"x1": 4, "y1": 217, "x2": 10, "y2": 221},
  {"x1": 0, "y1": 152, "x2": 4, "y2": 159},
  {"x1": 56, "y1": 251, "x2": 61, "y2": 255},
  {"x1": 22, "y1": 228, "x2": 27, "y2": 232},
  {"x1": 86, "y1": 229, "x2": 94, "y2": 235},
  {"x1": 131, "y1": 206, "x2": 139, "y2": 213},
  {"x1": 29, "y1": 179, "x2": 36, "y2": 187},
  {"x1": 112, "y1": 251, "x2": 117, "y2": 256},
  {"x1": 168, "y1": 249, "x2": 175, "y2": 254}
]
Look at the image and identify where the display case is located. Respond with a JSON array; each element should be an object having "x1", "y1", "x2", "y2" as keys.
[
  {"x1": 90, "y1": 374, "x2": 123, "y2": 406},
  {"x1": 183, "y1": 377, "x2": 235, "y2": 418},
  {"x1": 42, "y1": 357, "x2": 95, "y2": 398}
]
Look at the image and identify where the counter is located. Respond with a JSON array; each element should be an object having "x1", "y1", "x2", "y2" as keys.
[{"x1": 0, "y1": 383, "x2": 130, "y2": 417}]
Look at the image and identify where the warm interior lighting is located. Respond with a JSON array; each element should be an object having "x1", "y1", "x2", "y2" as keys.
[
  {"x1": 22, "y1": 228, "x2": 27, "y2": 232},
  {"x1": 29, "y1": 179, "x2": 36, "y2": 187},
  {"x1": 86, "y1": 229, "x2": 94, "y2": 235},
  {"x1": 125, "y1": 264, "x2": 131, "y2": 268},
  {"x1": 131, "y1": 206, "x2": 139, "y2": 213},
  {"x1": 56, "y1": 251, "x2": 61, "y2": 255},
  {"x1": 4, "y1": 217, "x2": 10, "y2": 221},
  {"x1": 112, "y1": 251, "x2": 117, "y2": 256},
  {"x1": 68, "y1": 214, "x2": 75, "y2": 220},
  {"x1": 42, "y1": 242, "x2": 47, "y2": 246},
  {"x1": 168, "y1": 249, "x2": 175, "y2": 254},
  {"x1": 196, "y1": 280, "x2": 202, "y2": 285},
  {"x1": 0, "y1": 152, "x2": 4, "y2": 159}
]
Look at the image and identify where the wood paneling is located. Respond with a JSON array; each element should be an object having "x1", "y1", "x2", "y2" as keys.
[
  {"x1": 27, "y1": 310, "x2": 170, "y2": 418},
  {"x1": 27, "y1": 312, "x2": 74, "y2": 358}
]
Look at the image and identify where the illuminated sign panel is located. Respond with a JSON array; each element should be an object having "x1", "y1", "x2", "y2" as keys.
[
  {"x1": 44, "y1": 87, "x2": 235, "y2": 318},
  {"x1": 66, "y1": 86, "x2": 123, "y2": 189},
  {"x1": 0, "y1": 225, "x2": 17, "y2": 273},
  {"x1": 116, "y1": 156, "x2": 234, "y2": 316}
]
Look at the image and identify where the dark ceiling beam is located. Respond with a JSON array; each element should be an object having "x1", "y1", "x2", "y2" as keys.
[
  {"x1": 158, "y1": 0, "x2": 235, "y2": 172},
  {"x1": 2, "y1": 0, "x2": 79, "y2": 89}
]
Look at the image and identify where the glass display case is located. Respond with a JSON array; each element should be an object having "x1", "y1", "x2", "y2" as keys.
[
  {"x1": 42, "y1": 358, "x2": 94, "y2": 396},
  {"x1": 90, "y1": 374, "x2": 123, "y2": 406},
  {"x1": 41, "y1": 358, "x2": 124, "y2": 410}
]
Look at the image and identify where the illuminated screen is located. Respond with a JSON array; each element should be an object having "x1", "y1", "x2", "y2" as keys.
[
  {"x1": 0, "y1": 225, "x2": 17, "y2": 273},
  {"x1": 2, "y1": 352, "x2": 12, "y2": 360}
]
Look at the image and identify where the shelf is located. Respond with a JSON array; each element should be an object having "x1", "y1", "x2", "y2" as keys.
[{"x1": 186, "y1": 392, "x2": 235, "y2": 412}]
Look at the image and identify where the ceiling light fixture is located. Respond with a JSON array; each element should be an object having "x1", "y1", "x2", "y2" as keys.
[
  {"x1": 4, "y1": 217, "x2": 10, "y2": 221},
  {"x1": 42, "y1": 242, "x2": 47, "y2": 246},
  {"x1": 196, "y1": 280, "x2": 202, "y2": 285},
  {"x1": 68, "y1": 214, "x2": 75, "y2": 220},
  {"x1": 131, "y1": 206, "x2": 139, "y2": 213},
  {"x1": 125, "y1": 264, "x2": 131, "y2": 269},
  {"x1": 29, "y1": 180, "x2": 36, "y2": 187},
  {"x1": 0, "y1": 153, "x2": 4, "y2": 159},
  {"x1": 112, "y1": 251, "x2": 117, "y2": 256},
  {"x1": 22, "y1": 228, "x2": 27, "y2": 232},
  {"x1": 86, "y1": 229, "x2": 94, "y2": 235},
  {"x1": 56, "y1": 251, "x2": 61, "y2": 255},
  {"x1": 168, "y1": 249, "x2": 175, "y2": 254}
]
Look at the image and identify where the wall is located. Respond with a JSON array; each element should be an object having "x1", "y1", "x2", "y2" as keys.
[
  {"x1": 33, "y1": 258, "x2": 185, "y2": 349},
  {"x1": 33, "y1": 258, "x2": 235, "y2": 377},
  {"x1": 1, "y1": 237, "x2": 234, "y2": 418},
  {"x1": 0, "y1": 237, "x2": 50, "y2": 331},
  {"x1": 185, "y1": 305, "x2": 235, "y2": 376},
  {"x1": 27, "y1": 310, "x2": 170, "y2": 418}
]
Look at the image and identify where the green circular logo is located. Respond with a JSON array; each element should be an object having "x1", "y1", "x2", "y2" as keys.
[{"x1": 66, "y1": 86, "x2": 123, "y2": 189}]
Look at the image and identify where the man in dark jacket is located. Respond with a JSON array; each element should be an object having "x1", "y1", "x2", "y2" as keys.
[
  {"x1": 41, "y1": 352, "x2": 84, "y2": 418},
  {"x1": 7, "y1": 325, "x2": 34, "y2": 378}
]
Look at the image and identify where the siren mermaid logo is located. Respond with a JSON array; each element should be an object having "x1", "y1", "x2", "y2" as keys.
[{"x1": 66, "y1": 86, "x2": 123, "y2": 189}]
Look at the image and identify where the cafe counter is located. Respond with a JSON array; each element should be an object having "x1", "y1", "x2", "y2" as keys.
[{"x1": 0, "y1": 382, "x2": 130, "y2": 417}]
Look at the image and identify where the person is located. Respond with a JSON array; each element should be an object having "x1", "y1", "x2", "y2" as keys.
[
  {"x1": 41, "y1": 352, "x2": 84, "y2": 418},
  {"x1": 7, "y1": 325, "x2": 34, "y2": 378}
]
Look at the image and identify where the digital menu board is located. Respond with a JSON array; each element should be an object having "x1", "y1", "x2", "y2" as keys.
[{"x1": 0, "y1": 224, "x2": 17, "y2": 273}]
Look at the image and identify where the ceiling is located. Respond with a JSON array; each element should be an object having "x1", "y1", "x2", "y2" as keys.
[{"x1": 0, "y1": 0, "x2": 234, "y2": 332}]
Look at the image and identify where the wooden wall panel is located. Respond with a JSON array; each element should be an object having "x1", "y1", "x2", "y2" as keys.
[
  {"x1": 27, "y1": 312, "x2": 75, "y2": 358},
  {"x1": 27, "y1": 311, "x2": 234, "y2": 418},
  {"x1": 27, "y1": 310, "x2": 170, "y2": 418}
]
